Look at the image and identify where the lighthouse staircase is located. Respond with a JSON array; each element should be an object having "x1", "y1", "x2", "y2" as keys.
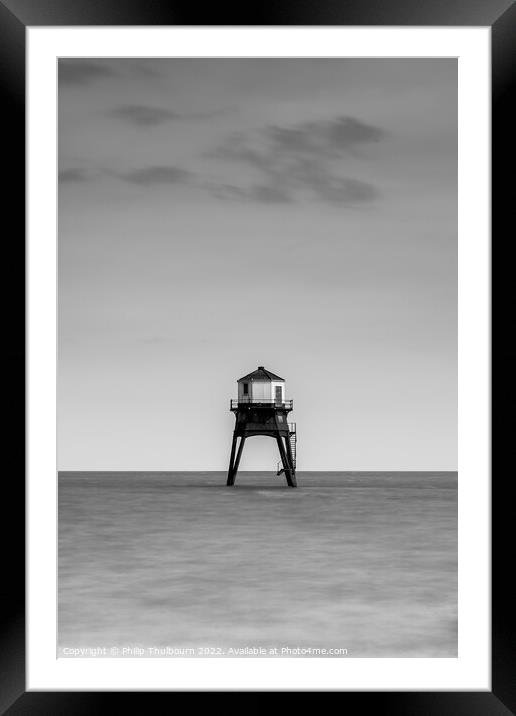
[{"x1": 277, "y1": 423, "x2": 296, "y2": 476}]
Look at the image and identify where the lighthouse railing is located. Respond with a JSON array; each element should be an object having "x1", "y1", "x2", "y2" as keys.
[{"x1": 230, "y1": 398, "x2": 293, "y2": 410}]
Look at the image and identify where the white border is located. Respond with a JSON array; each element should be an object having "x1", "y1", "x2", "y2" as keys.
[{"x1": 27, "y1": 27, "x2": 490, "y2": 691}]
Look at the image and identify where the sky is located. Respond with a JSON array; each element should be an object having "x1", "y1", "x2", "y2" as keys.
[{"x1": 58, "y1": 58, "x2": 457, "y2": 471}]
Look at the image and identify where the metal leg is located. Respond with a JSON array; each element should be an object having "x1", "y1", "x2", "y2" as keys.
[
  {"x1": 230, "y1": 436, "x2": 246, "y2": 486},
  {"x1": 276, "y1": 436, "x2": 295, "y2": 488},
  {"x1": 284, "y1": 435, "x2": 297, "y2": 487},
  {"x1": 226, "y1": 434, "x2": 238, "y2": 486}
]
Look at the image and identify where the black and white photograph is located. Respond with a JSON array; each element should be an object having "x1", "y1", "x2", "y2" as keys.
[{"x1": 57, "y1": 57, "x2": 458, "y2": 659}]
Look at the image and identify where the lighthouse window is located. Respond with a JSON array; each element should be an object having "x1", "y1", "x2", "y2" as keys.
[{"x1": 243, "y1": 383, "x2": 249, "y2": 395}]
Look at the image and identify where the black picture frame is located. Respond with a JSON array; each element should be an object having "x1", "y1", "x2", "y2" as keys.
[{"x1": 2, "y1": 0, "x2": 511, "y2": 710}]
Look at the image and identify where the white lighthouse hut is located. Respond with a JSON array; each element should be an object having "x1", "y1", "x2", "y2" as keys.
[{"x1": 237, "y1": 366, "x2": 286, "y2": 404}]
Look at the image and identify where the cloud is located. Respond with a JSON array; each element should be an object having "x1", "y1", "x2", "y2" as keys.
[
  {"x1": 110, "y1": 105, "x2": 231, "y2": 127},
  {"x1": 209, "y1": 134, "x2": 271, "y2": 170},
  {"x1": 208, "y1": 182, "x2": 293, "y2": 204},
  {"x1": 59, "y1": 168, "x2": 90, "y2": 183},
  {"x1": 328, "y1": 117, "x2": 386, "y2": 149},
  {"x1": 213, "y1": 116, "x2": 386, "y2": 168},
  {"x1": 125, "y1": 61, "x2": 161, "y2": 78},
  {"x1": 268, "y1": 117, "x2": 386, "y2": 156},
  {"x1": 310, "y1": 176, "x2": 379, "y2": 204},
  {"x1": 251, "y1": 185, "x2": 293, "y2": 203},
  {"x1": 285, "y1": 156, "x2": 379, "y2": 205},
  {"x1": 110, "y1": 106, "x2": 183, "y2": 127},
  {"x1": 208, "y1": 115, "x2": 385, "y2": 205},
  {"x1": 208, "y1": 175, "x2": 374, "y2": 206},
  {"x1": 59, "y1": 61, "x2": 115, "y2": 86},
  {"x1": 58, "y1": 113, "x2": 383, "y2": 206},
  {"x1": 120, "y1": 166, "x2": 193, "y2": 186},
  {"x1": 58, "y1": 164, "x2": 193, "y2": 190},
  {"x1": 209, "y1": 183, "x2": 249, "y2": 201}
]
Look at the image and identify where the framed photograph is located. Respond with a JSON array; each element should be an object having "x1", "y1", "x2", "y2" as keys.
[{"x1": 3, "y1": 0, "x2": 511, "y2": 708}]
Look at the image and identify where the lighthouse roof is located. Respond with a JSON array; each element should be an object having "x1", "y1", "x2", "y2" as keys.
[{"x1": 238, "y1": 366, "x2": 284, "y2": 382}]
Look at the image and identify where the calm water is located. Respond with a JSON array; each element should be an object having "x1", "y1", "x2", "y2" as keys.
[{"x1": 58, "y1": 472, "x2": 457, "y2": 657}]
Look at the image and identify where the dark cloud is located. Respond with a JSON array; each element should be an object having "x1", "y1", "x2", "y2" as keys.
[
  {"x1": 269, "y1": 117, "x2": 386, "y2": 156},
  {"x1": 59, "y1": 168, "x2": 90, "y2": 183},
  {"x1": 209, "y1": 134, "x2": 271, "y2": 170},
  {"x1": 329, "y1": 117, "x2": 385, "y2": 148},
  {"x1": 60, "y1": 163, "x2": 193, "y2": 191},
  {"x1": 59, "y1": 112, "x2": 382, "y2": 206},
  {"x1": 285, "y1": 157, "x2": 379, "y2": 205},
  {"x1": 209, "y1": 183, "x2": 249, "y2": 201},
  {"x1": 125, "y1": 61, "x2": 161, "y2": 78},
  {"x1": 310, "y1": 177, "x2": 379, "y2": 204},
  {"x1": 250, "y1": 185, "x2": 293, "y2": 204},
  {"x1": 208, "y1": 115, "x2": 385, "y2": 205},
  {"x1": 120, "y1": 166, "x2": 193, "y2": 186},
  {"x1": 208, "y1": 182, "x2": 293, "y2": 204},
  {"x1": 110, "y1": 106, "x2": 183, "y2": 127},
  {"x1": 110, "y1": 105, "x2": 232, "y2": 127},
  {"x1": 213, "y1": 116, "x2": 386, "y2": 169},
  {"x1": 59, "y1": 61, "x2": 115, "y2": 86}
]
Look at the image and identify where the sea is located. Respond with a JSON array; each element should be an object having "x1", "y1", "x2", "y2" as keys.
[{"x1": 58, "y1": 471, "x2": 457, "y2": 658}]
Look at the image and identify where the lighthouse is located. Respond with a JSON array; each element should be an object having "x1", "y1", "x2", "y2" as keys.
[{"x1": 227, "y1": 366, "x2": 297, "y2": 487}]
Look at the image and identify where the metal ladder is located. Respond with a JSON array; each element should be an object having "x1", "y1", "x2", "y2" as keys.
[
  {"x1": 289, "y1": 427, "x2": 296, "y2": 468},
  {"x1": 277, "y1": 423, "x2": 296, "y2": 475}
]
